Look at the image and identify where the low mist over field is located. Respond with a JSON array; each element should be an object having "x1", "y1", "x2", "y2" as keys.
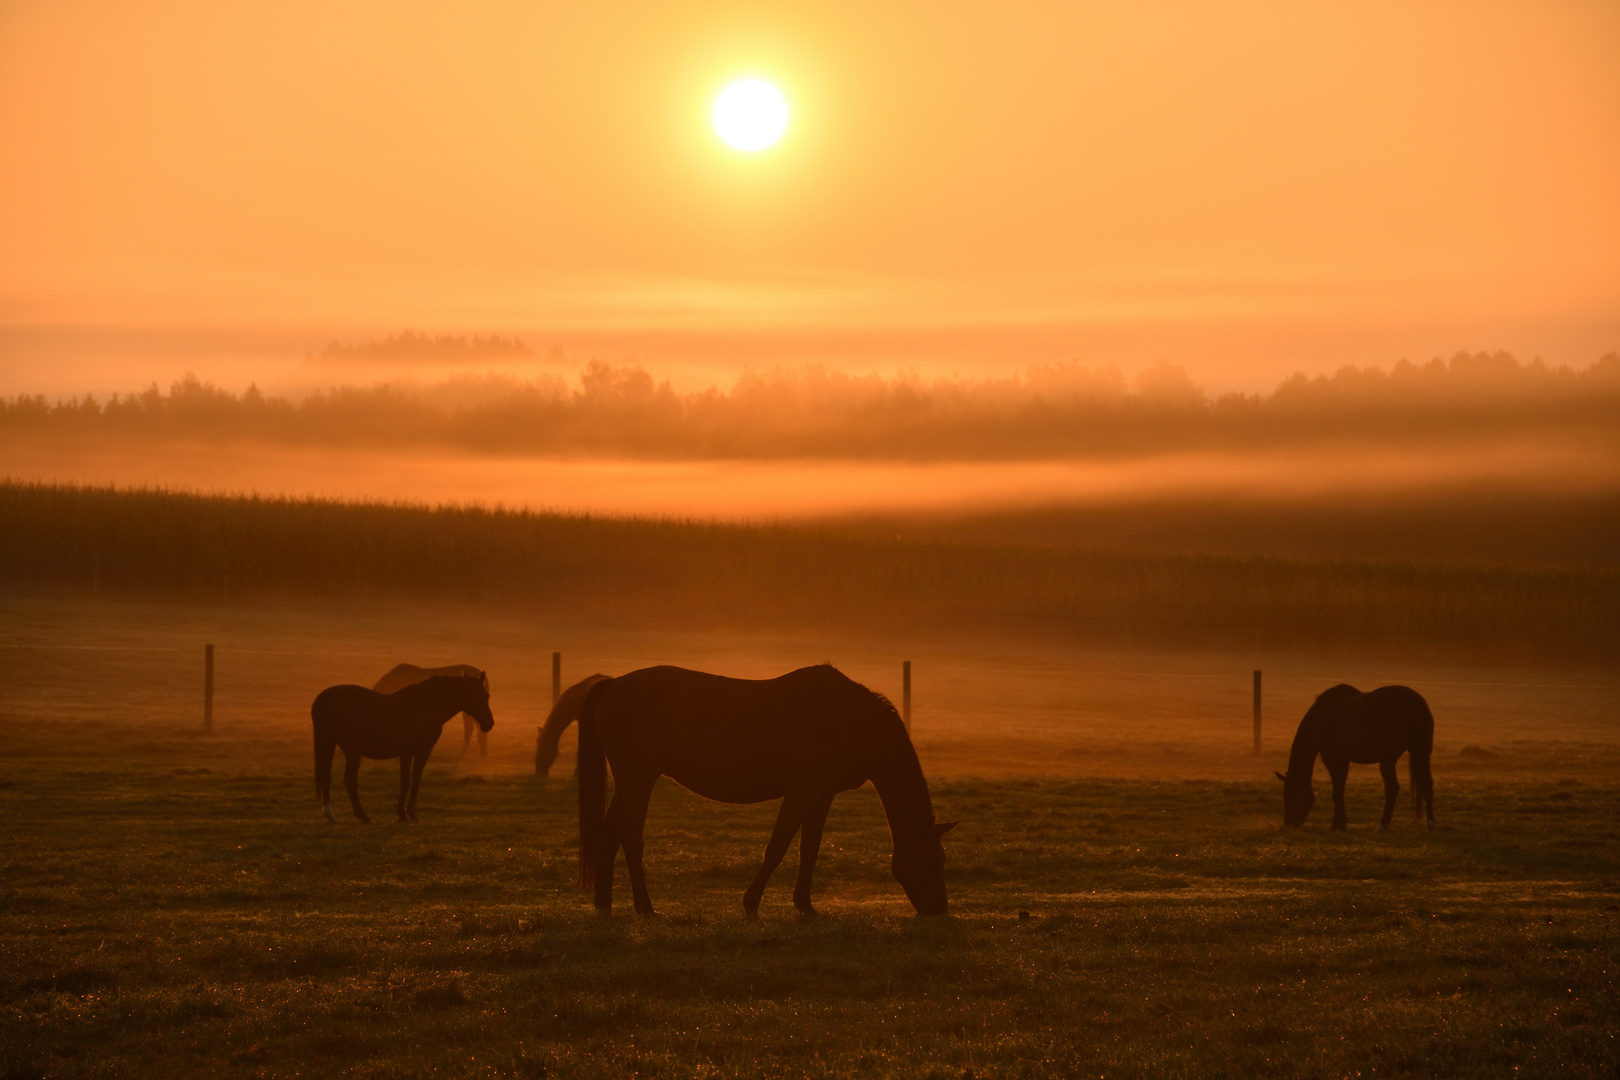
[
  {"x1": 4, "y1": 350, "x2": 1617, "y2": 552},
  {"x1": 8, "y1": 347, "x2": 1616, "y2": 459}
]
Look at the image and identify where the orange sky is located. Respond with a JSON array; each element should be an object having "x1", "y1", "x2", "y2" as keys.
[{"x1": 2, "y1": 1, "x2": 1618, "y2": 395}]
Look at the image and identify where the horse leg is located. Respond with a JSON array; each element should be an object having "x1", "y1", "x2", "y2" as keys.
[
  {"x1": 614, "y1": 773, "x2": 659, "y2": 916},
  {"x1": 792, "y1": 791, "x2": 836, "y2": 916},
  {"x1": 407, "y1": 748, "x2": 430, "y2": 822},
  {"x1": 478, "y1": 723, "x2": 488, "y2": 758},
  {"x1": 458, "y1": 715, "x2": 473, "y2": 761},
  {"x1": 315, "y1": 721, "x2": 338, "y2": 824},
  {"x1": 397, "y1": 756, "x2": 413, "y2": 822},
  {"x1": 594, "y1": 789, "x2": 626, "y2": 912},
  {"x1": 343, "y1": 752, "x2": 369, "y2": 823},
  {"x1": 1377, "y1": 760, "x2": 1400, "y2": 833},
  {"x1": 1325, "y1": 758, "x2": 1350, "y2": 831},
  {"x1": 743, "y1": 791, "x2": 811, "y2": 917}
]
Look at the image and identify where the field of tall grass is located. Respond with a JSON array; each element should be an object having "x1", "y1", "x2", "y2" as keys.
[{"x1": 1, "y1": 482, "x2": 1615, "y2": 666}]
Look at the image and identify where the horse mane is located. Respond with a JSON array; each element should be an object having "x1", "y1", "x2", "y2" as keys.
[
  {"x1": 1314, "y1": 683, "x2": 1360, "y2": 705},
  {"x1": 799, "y1": 665, "x2": 908, "y2": 730},
  {"x1": 867, "y1": 686, "x2": 901, "y2": 718},
  {"x1": 1287, "y1": 683, "x2": 1362, "y2": 779},
  {"x1": 830, "y1": 670, "x2": 934, "y2": 828}
]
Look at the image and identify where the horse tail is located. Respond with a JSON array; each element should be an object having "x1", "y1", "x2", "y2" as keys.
[
  {"x1": 577, "y1": 677, "x2": 613, "y2": 890},
  {"x1": 311, "y1": 692, "x2": 336, "y2": 803},
  {"x1": 1411, "y1": 692, "x2": 1436, "y2": 820}
]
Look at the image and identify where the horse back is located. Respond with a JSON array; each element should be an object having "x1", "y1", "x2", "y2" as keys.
[
  {"x1": 312, "y1": 683, "x2": 433, "y2": 759},
  {"x1": 1334, "y1": 685, "x2": 1434, "y2": 762},
  {"x1": 313, "y1": 684, "x2": 385, "y2": 725},
  {"x1": 592, "y1": 665, "x2": 895, "y2": 803},
  {"x1": 1359, "y1": 685, "x2": 1433, "y2": 745}
]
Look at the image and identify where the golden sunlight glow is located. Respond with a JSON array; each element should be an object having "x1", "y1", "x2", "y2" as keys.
[{"x1": 712, "y1": 79, "x2": 788, "y2": 151}]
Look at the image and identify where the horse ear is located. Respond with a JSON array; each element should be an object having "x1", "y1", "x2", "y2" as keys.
[
  {"x1": 1274, "y1": 771, "x2": 1287, "y2": 783},
  {"x1": 935, "y1": 821, "x2": 957, "y2": 837}
]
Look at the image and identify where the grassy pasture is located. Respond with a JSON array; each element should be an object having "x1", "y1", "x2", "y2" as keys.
[
  {"x1": 2, "y1": 766, "x2": 1618, "y2": 1079},
  {"x1": 1, "y1": 594, "x2": 1617, "y2": 1078}
]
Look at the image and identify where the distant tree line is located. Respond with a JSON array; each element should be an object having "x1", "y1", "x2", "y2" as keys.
[{"x1": 3, "y1": 351, "x2": 1616, "y2": 460}]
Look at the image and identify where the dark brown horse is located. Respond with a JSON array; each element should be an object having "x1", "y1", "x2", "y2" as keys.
[
  {"x1": 536, "y1": 673, "x2": 611, "y2": 775},
  {"x1": 578, "y1": 664, "x2": 955, "y2": 917},
  {"x1": 313, "y1": 674, "x2": 494, "y2": 824},
  {"x1": 1278, "y1": 684, "x2": 1435, "y2": 832},
  {"x1": 373, "y1": 663, "x2": 489, "y2": 759}
]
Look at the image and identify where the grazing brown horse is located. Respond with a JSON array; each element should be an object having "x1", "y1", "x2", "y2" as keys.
[
  {"x1": 1278, "y1": 684, "x2": 1435, "y2": 832},
  {"x1": 313, "y1": 674, "x2": 494, "y2": 824},
  {"x1": 373, "y1": 663, "x2": 489, "y2": 759},
  {"x1": 535, "y1": 673, "x2": 611, "y2": 775},
  {"x1": 578, "y1": 664, "x2": 956, "y2": 917}
]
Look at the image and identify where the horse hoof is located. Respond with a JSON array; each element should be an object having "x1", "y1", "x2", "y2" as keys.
[
  {"x1": 1376, "y1": 824, "x2": 1389, "y2": 834},
  {"x1": 408, "y1": 813, "x2": 418, "y2": 823},
  {"x1": 357, "y1": 815, "x2": 371, "y2": 824}
]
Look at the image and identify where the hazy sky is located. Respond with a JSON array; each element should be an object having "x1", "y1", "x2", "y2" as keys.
[{"x1": 2, "y1": 0, "x2": 1618, "y2": 395}]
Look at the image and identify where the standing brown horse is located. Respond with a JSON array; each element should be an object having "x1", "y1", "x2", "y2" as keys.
[
  {"x1": 374, "y1": 663, "x2": 489, "y2": 759},
  {"x1": 313, "y1": 674, "x2": 494, "y2": 823},
  {"x1": 578, "y1": 664, "x2": 956, "y2": 917},
  {"x1": 535, "y1": 673, "x2": 611, "y2": 775},
  {"x1": 1278, "y1": 683, "x2": 1435, "y2": 832}
]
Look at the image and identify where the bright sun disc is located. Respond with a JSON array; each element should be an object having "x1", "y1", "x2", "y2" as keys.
[{"x1": 712, "y1": 79, "x2": 788, "y2": 151}]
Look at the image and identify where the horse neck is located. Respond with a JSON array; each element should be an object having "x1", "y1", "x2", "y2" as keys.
[
  {"x1": 413, "y1": 679, "x2": 473, "y2": 725},
  {"x1": 869, "y1": 736, "x2": 936, "y2": 842},
  {"x1": 537, "y1": 692, "x2": 575, "y2": 754},
  {"x1": 1286, "y1": 717, "x2": 1320, "y2": 780}
]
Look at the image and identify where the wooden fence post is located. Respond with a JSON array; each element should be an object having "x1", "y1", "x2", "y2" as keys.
[
  {"x1": 552, "y1": 652, "x2": 562, "y2": 705},
  {"x1": 902, "y1": 660, "x2": 912, "y2": 733},
  {"x1": 1252, "y1": 669, "x2": 1262, "y2": 754},
  {"x1": 204, "y1": 644, "x2": 215, "y2": 734}
]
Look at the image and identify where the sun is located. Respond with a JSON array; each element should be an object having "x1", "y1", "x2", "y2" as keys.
[{"x1": 712, "y1": 79, "x2": 789, "y2": 152}]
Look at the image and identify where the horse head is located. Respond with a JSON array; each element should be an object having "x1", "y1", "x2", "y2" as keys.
[
  {"x1": 1276, "y1": 770, "x2": 1315, "y2": 827},
  {"x1": 891, "y1": 820, "x2": 956, "y2": 915},
  {"x1": 1276, "y1": 684, "x2": 1357, "y2": 827},
  {"x1": 462, "y1": 674, "x2": 495, "y2": 733}
]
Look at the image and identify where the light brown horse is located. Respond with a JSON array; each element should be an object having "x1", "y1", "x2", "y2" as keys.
[
  {"x1": 535, "y1": 673, "x2": 611, "y2": 775},
  {"x1": 374, "y1": 663, "x2": 488, "y2": 759},
  {"x1": 579, "y1": 664, "x2": 956, "y2": 917}
]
